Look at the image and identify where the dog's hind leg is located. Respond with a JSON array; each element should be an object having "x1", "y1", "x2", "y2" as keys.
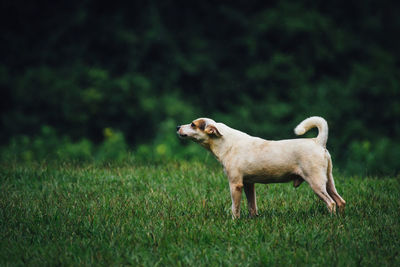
[
  {"x1": 307, "y1": 173, "x2": 337, "y2": 213},
  {"x1": 293, "y1": 177, "x2": 304, "y2": 188},
  {"x1": 326, "y1": 153, "x2": 346, "y2": 213},
  {"x1": 244, "y1": 183, "x2": 258, "y2": 217}
]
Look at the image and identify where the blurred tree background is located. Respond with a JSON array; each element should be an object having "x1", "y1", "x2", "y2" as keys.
[{"x1": 1, "y1": 0, "x2": 399, "y2": 175}]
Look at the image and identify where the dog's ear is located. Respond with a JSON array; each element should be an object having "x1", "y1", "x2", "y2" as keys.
[{"x1": 204, "y1": 124, "x2": 222, "y2": 137}]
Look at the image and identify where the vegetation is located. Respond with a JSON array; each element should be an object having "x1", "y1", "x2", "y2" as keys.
[
  {"x1": 1, "y1": 1, "x2": 399, "y2": 264},
  {"x1": 1, "y1": 160, "x2": 399, "y2": 265},
  {"x1": 1, "y1": 1, "x2": 400, "y2": 175}
]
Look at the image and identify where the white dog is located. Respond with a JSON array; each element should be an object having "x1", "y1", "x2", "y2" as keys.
[{"x1": 177, "y1": 116, "x2": 346, "y2": 218}]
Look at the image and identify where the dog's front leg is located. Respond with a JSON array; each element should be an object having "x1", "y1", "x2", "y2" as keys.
[
  {"x1": 244, "y1": 183, "x2": 258, "y2": 217},
  {"x1": 229, "y1": 182, "x2": 243, "y2": 219}
]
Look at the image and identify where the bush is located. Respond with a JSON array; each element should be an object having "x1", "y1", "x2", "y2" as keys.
[
  {"x1": 345, "y1": 139, "x2": 400, "y2": 176},
  {"x1": 96, "y1": 128, "x2": 128, "y2": 162},
  {"x1": 1, "y1": 1, "x2": 400, "y2": 175}
]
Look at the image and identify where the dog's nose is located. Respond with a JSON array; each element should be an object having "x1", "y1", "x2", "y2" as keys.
[{"x1": 176, "y1": 126, "x2": 181, "y2": 131}]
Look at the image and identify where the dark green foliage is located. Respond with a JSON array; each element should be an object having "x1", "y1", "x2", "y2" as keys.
[
  {"x1": 1, "y1": 1, "x2": 400, "y2": 174},
  {"x1": 0, "y1": 160, "x2": 399, "y2": 265}
]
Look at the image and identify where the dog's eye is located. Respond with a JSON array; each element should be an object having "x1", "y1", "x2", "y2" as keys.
[{"x1": 191, "y1": 122, "x2": 195, "y2": 128}]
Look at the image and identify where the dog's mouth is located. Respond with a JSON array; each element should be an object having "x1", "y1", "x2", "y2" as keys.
[{"x1": 177, "y1": 132, "x2": 188, "y2": 138}]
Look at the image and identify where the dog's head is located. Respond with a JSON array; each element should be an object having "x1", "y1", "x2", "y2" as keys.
[{"x1": 176, "y1": 118, "x2": 222, "y2": 144}]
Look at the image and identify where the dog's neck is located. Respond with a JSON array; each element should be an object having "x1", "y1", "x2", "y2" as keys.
[
  {"x1": 204, "y1": 123, "x2": 250, "y2": 164},
  {"x1": 204, "y1": 137, "x2": 232, "y2": 163}
]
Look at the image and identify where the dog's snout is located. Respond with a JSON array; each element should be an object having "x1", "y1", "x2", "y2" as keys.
[{"x1": 176, "y1": 125, "x2": 181, "y2": 131}]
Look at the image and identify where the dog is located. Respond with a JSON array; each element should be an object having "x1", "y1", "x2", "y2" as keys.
[{"x1": 176, "y1": 116, "x2": 346, "y2": 218}]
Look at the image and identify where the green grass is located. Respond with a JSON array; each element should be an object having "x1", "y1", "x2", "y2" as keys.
[{"x1": 1, "y1": 160, "x2": 399, "y2": 266}]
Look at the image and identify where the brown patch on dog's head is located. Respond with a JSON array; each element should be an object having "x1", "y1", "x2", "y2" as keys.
[
  {"x1": 191, "y1": 119, "x2": 221, "y2": 137},
  {"x1": 192, "y1": 119, "x2": 206, "y2": 131}
]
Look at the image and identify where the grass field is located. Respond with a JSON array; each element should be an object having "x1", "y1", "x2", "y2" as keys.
[{"x1": 1, "y1": 160, "x2": 399, "y2": 266}]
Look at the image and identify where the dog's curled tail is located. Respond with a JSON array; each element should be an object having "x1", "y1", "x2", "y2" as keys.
[{"x1": 294, "y1": 116, "x2": 328, "y2": 147}]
